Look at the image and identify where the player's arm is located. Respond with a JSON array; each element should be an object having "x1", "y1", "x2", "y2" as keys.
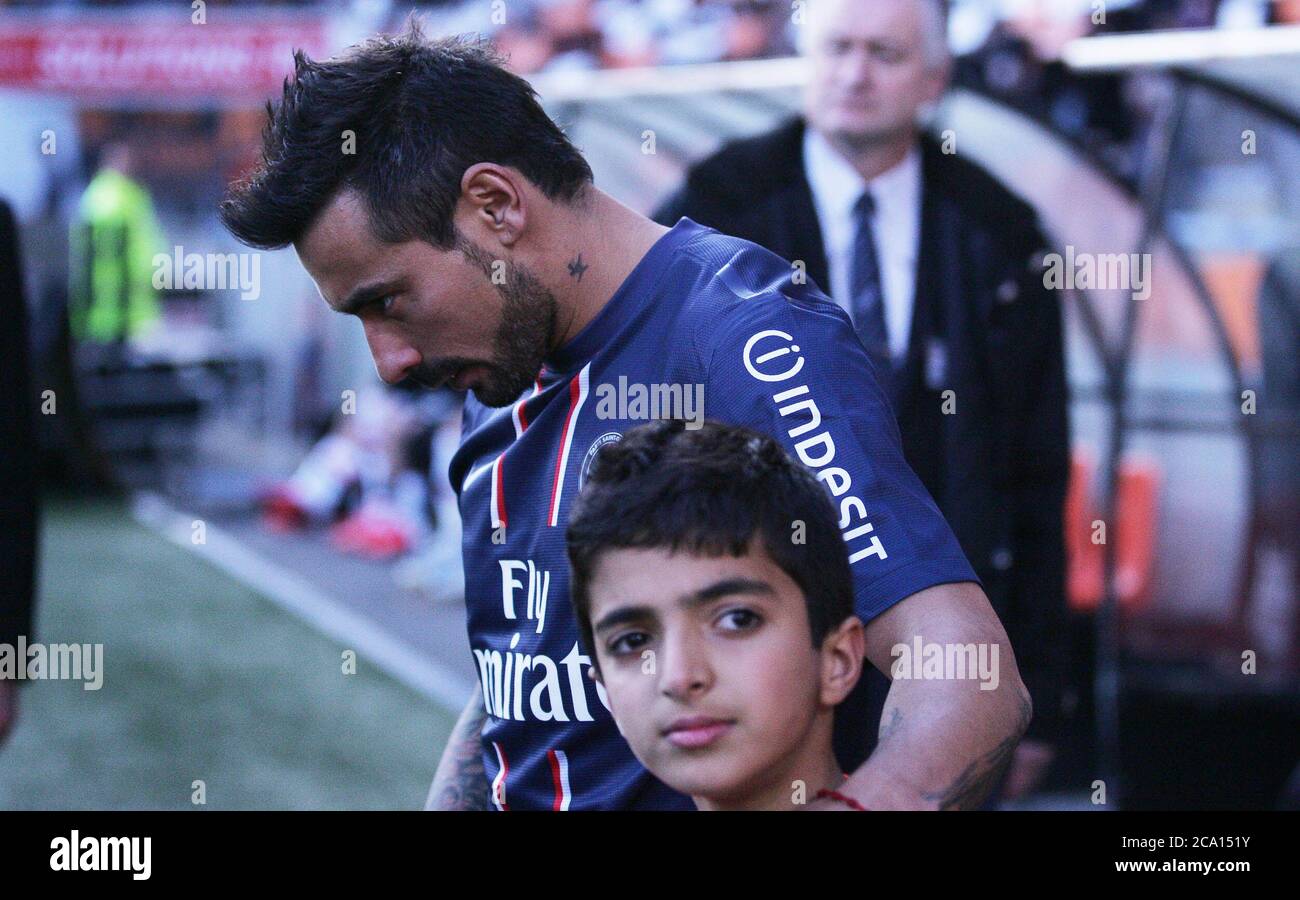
[
  {"x1": 424, "y1": 685, "x2": 489, "y2": 811},
  {"x1": 697, "y1": 279, "x2": 1031, "y2": 811},
  {"x1": 840, "y1": 581, "x2": 1032, "y2": 810}
]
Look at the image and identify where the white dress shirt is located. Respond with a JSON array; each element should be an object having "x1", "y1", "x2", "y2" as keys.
[{"x1": 802, "y1": 128, "x2": 922, "y2": 364}]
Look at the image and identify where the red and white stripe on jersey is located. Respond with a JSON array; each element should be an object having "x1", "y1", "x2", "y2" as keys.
[
  {"x1": 510, "y1": 377, "x2": 542, "y2": 437},
  {"x1": 489, "y1": 455, "x2": 507, "y2": 529},
  {"x1": 491, "y1": 741, "x2": 510, "y2": 811},
  {"x1": 490, "y1": 378, "x2": 546, "y2": 529},
  {"x1": 548, "y1": 749, "x2": 572, "y2": 811},
  {"x1": 547, "y1": 363, "x2": 591, "y2": 527}
]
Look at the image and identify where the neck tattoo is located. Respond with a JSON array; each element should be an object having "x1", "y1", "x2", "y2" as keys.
[{"x1": 567, "y1": 252, "x2": 588, "y2": 282}]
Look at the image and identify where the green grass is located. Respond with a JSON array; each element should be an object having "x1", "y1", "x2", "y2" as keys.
[{"x1": 0, "y1": 496, "x2": 455, "y2": 809}]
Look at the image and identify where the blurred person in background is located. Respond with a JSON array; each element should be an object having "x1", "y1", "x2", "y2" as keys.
[
  {"x1": 68, "y1": 141, "x2": 164, "y2": 348},
  {"x1": 1256, "y1": 252, "x2": 1300, "y2": 670},
  {"x1": 0, "y1": 198, "x2": 39, "y2": 746},
  {"x1": 952, "y1": 0, "x2": 1136, "y2": 167},
  {"x1": 261, "y1": 384, "x2": 446, "y2": 564},
  {"x1": 492, "y1": 0, "x2": 797, "y2": 72},
  {"x1": 655, "y1": 0, "x2": 1070, "y2": 804},
  {"x1": 718, "y1": 0, "x2": 798, "y2": 61}
]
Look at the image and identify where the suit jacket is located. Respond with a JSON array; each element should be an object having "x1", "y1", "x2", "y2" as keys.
[
  {"x1": 0, "y1": 198, "x2": 39, "y2": 656},
  {"x1": 655, "y1": 117, "x2": 1071, "y2": 750}
]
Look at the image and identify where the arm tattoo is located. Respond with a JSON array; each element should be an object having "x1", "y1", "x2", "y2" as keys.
[
  {"x1": 429, "y1": 697, "x2": 490, "y2": 810},
  {"x1": 567, "y1": 253, "x2": 588, "y2": 282},
  {"x1": 879, "y1": 706, "x2": 904, "y2": 741},
  {"x1": 437, "y1": 722, "x2": 488, "y2": 810},
  {"x1": 924, "y1": 689, "x2": 1033, "y2": 810}
]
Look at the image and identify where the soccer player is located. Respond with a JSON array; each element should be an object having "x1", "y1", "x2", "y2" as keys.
[
  {"x1": 220, "y1": 22, "x2": 1032, "y2": 811},
  {"x1": 568, "y1": 419, "x2": 868, "y2": 811}
]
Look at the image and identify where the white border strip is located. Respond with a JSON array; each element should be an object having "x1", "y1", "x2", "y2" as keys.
[
  {"x1": 546, "y1": 364, "x2": 591, "y2": 528},
  {"x1": 531, "y1": 55, "x2": 808, "y2": 102},
  {"x1": 130, "y1": 492, "x2": 472, "y2": 714},
  {"x1": 1064, "y1": 26, "x2": 1300, "y2": 72}
]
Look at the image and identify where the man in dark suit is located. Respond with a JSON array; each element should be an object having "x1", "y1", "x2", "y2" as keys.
[
  {"x1": 655, "y1": 0, "x2": 1070, "y2": 801},
  {"x1": 0, "y1": 197, "x2": 39, "y2": 746}
]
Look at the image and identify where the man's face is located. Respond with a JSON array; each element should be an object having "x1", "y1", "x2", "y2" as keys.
[
  {"x1": 295, "y1": 190, "x2": 557, "y2": 408},
  {"x1": 586, "y1": 539, "x2": 832, "y2": 804},
  {"x1": 804, "y1": 0, "x2": 949, "y2": 147}
]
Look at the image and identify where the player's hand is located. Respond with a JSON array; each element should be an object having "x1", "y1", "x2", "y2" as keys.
[
  {"x1": 0, "y1": 680, "x2": 18, "y2": 746},
  {"x1": 1000, "y1": 740, "x2": 1055, "y2": 802}
]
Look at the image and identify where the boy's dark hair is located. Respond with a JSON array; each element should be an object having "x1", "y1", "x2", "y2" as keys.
[
  {"x1": 219, "y1": 19, "x2": 593, "y2": 251},
  {"x1": 566, "y1": 419, "x2": 855, "y2": 668}
]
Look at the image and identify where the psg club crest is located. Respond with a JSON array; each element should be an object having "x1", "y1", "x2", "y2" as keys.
[{"x1": 579, "y1": 432, "x2": 622, "y2": 491}]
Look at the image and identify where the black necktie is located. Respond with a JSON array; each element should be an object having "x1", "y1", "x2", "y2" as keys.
[{"x1": 848, "y1": 191, "x2": 891, "y2": 391}]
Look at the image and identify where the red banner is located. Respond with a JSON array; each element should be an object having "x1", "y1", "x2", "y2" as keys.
[{"x1": 0, "y1": 18, "x2": 330, "y2": 100}]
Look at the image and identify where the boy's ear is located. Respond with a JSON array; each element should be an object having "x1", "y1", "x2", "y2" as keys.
[
  {"x1": 586, "y1": 664, "x2": 620, "y2": 733},
  {"x1": 819, "y1": 615, "x2": 866, "y2": 708}
]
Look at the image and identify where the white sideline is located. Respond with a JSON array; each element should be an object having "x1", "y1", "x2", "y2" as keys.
[
  {"x1": 1065, "y1": 25, "x2": 1300, "y2": 71},
  {"x1": 130, "y1": 492, "x2": 472, "y2": 714}
]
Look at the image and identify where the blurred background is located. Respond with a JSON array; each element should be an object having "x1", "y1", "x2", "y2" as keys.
[{"x1": 0, "y1": 0, "x2": 1297, "y2": 809}]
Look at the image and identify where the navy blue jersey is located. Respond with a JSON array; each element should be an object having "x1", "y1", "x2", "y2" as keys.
[{"x1": 448, "y1": 217, "x2": 978, "y2": 810}]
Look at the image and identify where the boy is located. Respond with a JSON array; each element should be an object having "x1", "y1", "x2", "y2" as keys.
[{"x1": 567, "y1": 419, "x2": 867, "y2": 810}]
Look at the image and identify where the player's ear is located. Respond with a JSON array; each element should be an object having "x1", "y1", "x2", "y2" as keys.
[
  {"x1": 458, "y1": 163, "x2": 524, "y2": 248},
  {"x1": 819, "y1": 615, "x2": 865, "y2": 707},
  {"x1": 587, "y1": 664, "x2": 605, "y2": 686}
]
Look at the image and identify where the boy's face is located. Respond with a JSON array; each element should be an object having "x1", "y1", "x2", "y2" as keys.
[{"x1": 585, "y1": 538, "x2": 856, "y2": 805}]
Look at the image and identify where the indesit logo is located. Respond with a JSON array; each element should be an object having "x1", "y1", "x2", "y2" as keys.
[{"x1": 741, "y1": 329, "x2": 888, "y2": 565}]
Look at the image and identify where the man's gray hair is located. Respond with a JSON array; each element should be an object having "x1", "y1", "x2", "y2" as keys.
[{"x1": 796, "y1": 0, "x2": 951, "y2": 70}]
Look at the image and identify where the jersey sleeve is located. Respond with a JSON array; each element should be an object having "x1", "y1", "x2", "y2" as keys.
[{"x1": 699, "y1": 281, "x2": 979, "y2": 623}]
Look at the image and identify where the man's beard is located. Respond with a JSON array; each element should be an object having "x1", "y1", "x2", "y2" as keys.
[{"x1": 407, "y1": 233, "x2": 558, "y2": 408}]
